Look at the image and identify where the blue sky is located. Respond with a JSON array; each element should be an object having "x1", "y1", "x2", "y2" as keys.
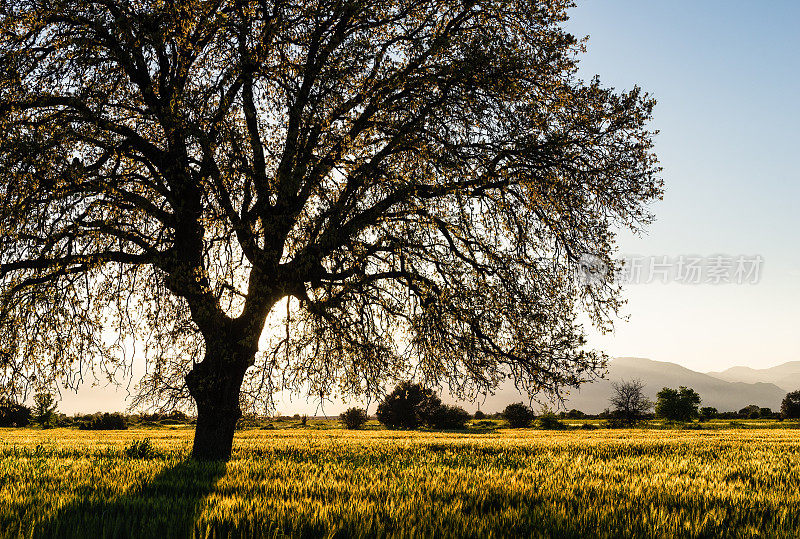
[
  {"x1": 57, "y1": 1, "x2": 800, "y2": 413},
  {"x1": 566, "y1": 0, "x2": 800, "y2": 371}
]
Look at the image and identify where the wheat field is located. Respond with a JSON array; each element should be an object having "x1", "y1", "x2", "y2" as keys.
[{"x1": 1, "y1": 427, "x2": 799, "y2": 537}]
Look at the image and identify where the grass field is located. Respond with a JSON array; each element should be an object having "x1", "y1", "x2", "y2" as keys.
[{"x1": 2, "y1": 426, "x2": 800, "y2": 537}]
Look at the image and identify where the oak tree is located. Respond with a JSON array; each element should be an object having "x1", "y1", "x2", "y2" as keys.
[{"x1": 0, "y1": 0, "x2": 661, "y2": 459}]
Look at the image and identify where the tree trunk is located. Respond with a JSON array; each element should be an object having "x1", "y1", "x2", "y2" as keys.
[
  {"x1": 186, "y1": 356, "x2": 249, "y2": 461},
  {"x1": 183, "y1": 279, "x2": 276, "y2": 461}
]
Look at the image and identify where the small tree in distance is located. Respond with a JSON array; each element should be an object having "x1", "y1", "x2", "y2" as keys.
[
  {"x1": 33, "y1": 392, "x2": 58, "y2": 428},
  {"x1": 699, "y1": 407, "x2": 718, "y2": 421},
  {"x1": 503, "y1": 403, "x2": 535, "y2": 428},
  {"x1": 340, "y1": 408, "x2": 368, "y2": 430},
  {"x1": 376, "y1": 382, "x2": 441, "y2": 430},
  {"x1": 79, "y1": 412, "x2": 128, "y2": 431},
  {"x1": 739, "y1": 404, "x2": 760, "y2": 419},
  {"x1": 609, "y1": 379, "x2": 652, "y2": 425},
  {"x1": 429, "y1": 405, "x2": 470, "y2": 430},
  {"x1": 655, "y1": 387, "x2": 701, "y2": 422},
  {"x1": 538, "y1": 413, "x2": 566, "y2": 430},
  {"x1": 781, "y1": 391, "x2": 800, "y2": 419}
]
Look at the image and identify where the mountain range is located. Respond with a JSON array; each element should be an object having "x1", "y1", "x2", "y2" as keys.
[
  {"x1": 461, "y1": 357, "x2": 795, "y2": 415},
  {"x1": 707, "y1": 362, "x2": 800, "y2": 392},
  {"x1": 58, "y1": 356, "x2": 800, "y2": 416}
]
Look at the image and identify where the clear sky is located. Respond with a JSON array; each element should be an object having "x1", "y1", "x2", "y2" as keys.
[
  {"x1": 57, "y1": 1, "x2": 800, "y2": 414},
  {"x1": 566, "y1": 0, "x2": 800, "y2": 372}
]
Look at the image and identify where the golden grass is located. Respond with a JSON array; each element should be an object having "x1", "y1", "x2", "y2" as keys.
[{"x1": 1, "y1": 427, "x2": 799, "y2": 537}]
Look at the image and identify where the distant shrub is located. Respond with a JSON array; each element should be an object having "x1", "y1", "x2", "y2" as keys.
[
  {"x1": 168, "y1": 410, "x2": 189, "y2": 421},
  {"x1": 124, "y1": 438, "x2": 156, "y2": 459},
  {"x1": 340, "y1": 407, "x2": 368, "y2": 429},
  {"x1": 429, "y1": 405, "x2": 470, "y2": 430},
  {"x1": 149, "y1": 410, "x2": 191, "y2": 424},
  {"x1": 300, "y1": 415, "x2": 308, "y2": 426},
  {"x1": 376, "y1": 382, "x2": 441, "y2": 429},
  {"x1": 580, "y1": 423, "x2": 598, "y2": 430},
  {"x1": 80, "y1": 412, "x2": 128, "y2": 430},
  {"x1": 236, "y1": 413, "x2": 259, "y2": 430},
  {"x1": 538, "y1": 413, "x2": 566, "y2": 430},
  {"x1": 473, "y1": 410, "x2": 486, "y2": 420},
  {"x1": 699, "y1": 407, "x2": 717, "y2": 421},
  {"x1": 738, "y1": 404, "x2": 760, "y2": 419},
  {"x1": 0, "y1": 399, "x2": 31, "y2": 427},
  {"x1": 503, "y1": 403, "x2": 534, "y2": 428},
  {"x1": 604, "y1": 415, "x2": 628, "y2": 429},
  {"x1": 566, "y1": 409, "x2": 585, "y2": 419}
]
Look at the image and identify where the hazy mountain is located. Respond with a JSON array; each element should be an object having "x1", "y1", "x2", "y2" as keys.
[
  {"x1": 707, "y1": 362, "x2": 800, "y2": 393},
  {"x1": 54, "y1": 357, "x2": 796, "y2": 416},
  {"x1": 456, "y1": 357, "x2": 787, "y2": 415}
]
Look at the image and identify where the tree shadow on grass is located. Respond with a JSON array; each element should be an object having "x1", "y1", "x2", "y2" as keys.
[{"x1": 33, "y1": 459, "x2": 226, "y2": 539}]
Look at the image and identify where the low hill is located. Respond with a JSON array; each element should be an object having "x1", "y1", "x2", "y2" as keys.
[{"x1": 459, "y1": 357, "x2": 787, "y2": 415}]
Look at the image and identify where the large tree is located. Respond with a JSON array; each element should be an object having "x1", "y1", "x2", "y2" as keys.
[{"x1": 0, "y1": 0, "x2": 661, "y2": 459}]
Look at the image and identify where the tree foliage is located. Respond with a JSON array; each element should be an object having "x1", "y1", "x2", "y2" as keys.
[
  {"x1": 738, "y1": 404, "x2": 760, "y2": 419},
  {"x1": 781, "y1": 391, "x2": 800, "y2": 419},
  {"x1": 538, "y1": 412, "x2": 565, "y2": 430},
  {"x1": 0, "y1": 0, "x2": 661, "y2": 457},
  {"x1": 33, "y1": 391, "x2": 57, "y2": 427},
  {"x1": 608, "y1": 379, "x2": 651, "y2": 425},
  {"x1": 0, "y1": 398, "x2": 30, "y2": 427},
  {"x1": 503, "y1": 402, "x2": 534, "y2": 428},
  {"x1": 654, "y1": 387, "x2": 700, "y2": 422},
  {"x1": 699, "y1": 406, "x2": 717, "y2": 421},
  {"x1": 339, "y1": 407, "x2": 368, "y2": 429},
  {"x1": 375, "y1": 381, "x2": 440, "y2": 429},
  {"x1": 78, "y1": 412, "x2": 129, "y2": 430},
  {"x1": 429, "y1": 404, "x2": 469, "y2": 429}
]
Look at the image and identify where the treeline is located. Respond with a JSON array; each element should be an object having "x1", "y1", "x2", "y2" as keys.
[
  {"x1": 337, "y1": 383, "x2": 588, "y2": 431},
  {"x1": 599, "y1": 381, "x2": 800, "y2": 426},
  {"x1": 4, "y1": 384, "x2": 800, "y2": 431},
  {"x1": 0, "y1": 395, "x2": 193, "y2": 430},
  {"x1": 337, "y1": 382, "x2": 800, "y2": 431}
]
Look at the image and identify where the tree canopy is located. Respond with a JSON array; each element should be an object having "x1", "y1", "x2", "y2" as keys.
[
  {"x1": 655, "y1": 387, "x2": 701, "y2": 422},
  {"x1": 0, "y1": 0, "x2": 661, "y2": 459},
  {"x1": 781, "y1": 391, "x2": 800, "y2": 419},
  {"x1": 609, "y1": 379, "x2": 652, "y2": 425}
]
